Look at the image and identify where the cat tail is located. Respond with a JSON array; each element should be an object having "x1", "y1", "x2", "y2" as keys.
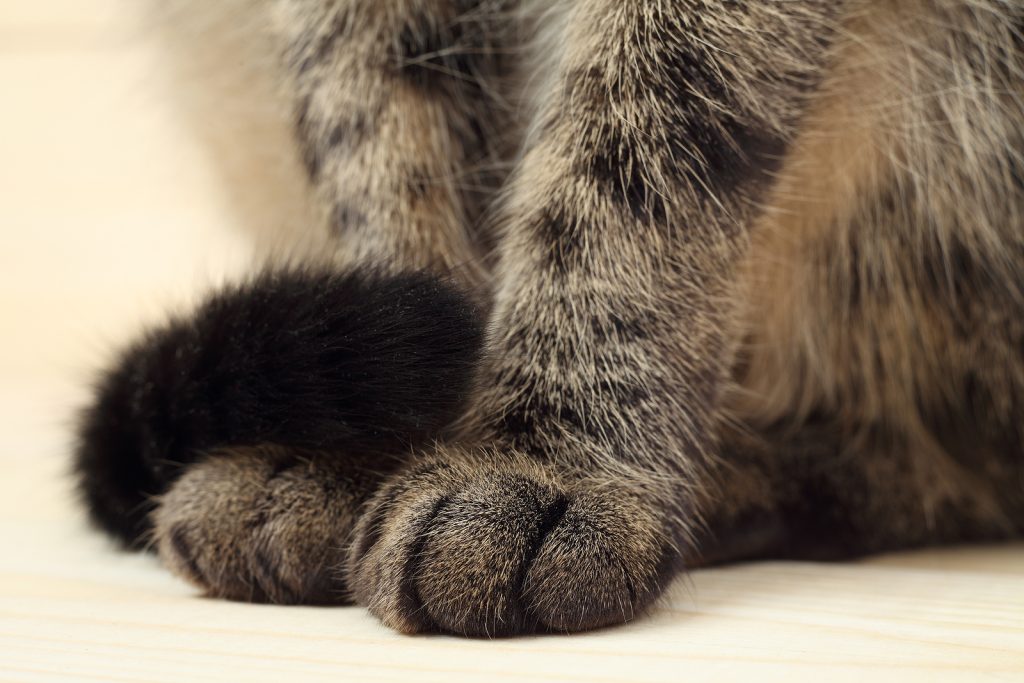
[{"x1": 73, "y1": 265, "x2": 483, "y2": 547}]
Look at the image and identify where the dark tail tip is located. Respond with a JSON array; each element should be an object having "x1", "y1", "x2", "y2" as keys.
[{"x1": 73, "y1": 266, "x2": 484, "y2": 547}]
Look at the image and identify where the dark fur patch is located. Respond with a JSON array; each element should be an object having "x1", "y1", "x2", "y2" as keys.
[
  {"x1": 498, "y1": 396, "x2": 594, "y2": 445},
  {"x1": 589, "y1": 312, "x2": 654, "y2": 344},
  {"x1": 325, "y1": 115, "x2": 368, "y2": 152},
  {"x1": 332, "y1": 204, "x2": 369, "y2": 235},
  {"x1": 493, "y1": 370, "x2": 654, "y2": 453},
  {"x1": 654, "y1": 15, "x2": 790, "y2": 203},
  {"x1": 296, "y1": 96, "x2": 376, "y2": 180},
  {"x1": 564, "y1": 67, "x2": 664, "y2": 222},
  {"x1": 404, "y1": 167, "x2": 433, "y2": 202},
  {"x1": 582, "y1": 88, "x2": 785, "y2": 219},
  {"x1": 74, "y1": 267, "x2": 483, "y2": 546},
  {"x1": 295, "y1": 94, "x2": 322, "y2": 179},
  {"x1": 395, "y1": 7, "x2": 489, "y2": 91},
  {"x1": 566, "y1": 7, "x2": 821, "y2": 222},
  {"x1": 530, "y1": 205, "x2": 583, "y2": 274}
]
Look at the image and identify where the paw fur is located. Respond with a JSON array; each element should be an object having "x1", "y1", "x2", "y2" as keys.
[{"x1": 348, "y1": 449, "x2": 676, "y2": 636}]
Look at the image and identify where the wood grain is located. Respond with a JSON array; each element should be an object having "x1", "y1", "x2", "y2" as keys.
[{"x1": 0, "y1": 1, "x2": 1021, "y2": 680}]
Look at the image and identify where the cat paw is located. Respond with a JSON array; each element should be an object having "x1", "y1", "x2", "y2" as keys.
[
  {"x1": 347, "y1": 448, "x2": 678, "y2": 636},
  {"x1": 153, "y1": 446, "x2": 377, "y2": 605}
]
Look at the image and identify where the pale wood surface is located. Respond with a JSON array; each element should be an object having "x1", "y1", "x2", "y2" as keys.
[{"x1": 1, "y1": 2, "x2": 1022, "y2": 681}]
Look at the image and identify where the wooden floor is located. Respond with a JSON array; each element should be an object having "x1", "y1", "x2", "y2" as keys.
[{"x1": 1, "y1": 2, "x2": 1022, "y2": 681}]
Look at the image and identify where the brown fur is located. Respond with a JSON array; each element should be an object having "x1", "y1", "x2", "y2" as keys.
[
  {"x1": 154, "y1": 445, "x2": 380, "y2": 604},
  {"x1": 126, "y1": 0, "x2": 1023, "y2": 636},
  {"x1": 348, "y1": 447, "x2": 672, "y2": 634}
]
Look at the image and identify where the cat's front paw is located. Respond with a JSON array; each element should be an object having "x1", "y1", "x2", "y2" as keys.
[
  {"x1": 153, "y1": 446, "x2": 376, "y2": 605},
  {"x1": 347, "y1": 447, "x2": 678, "y2": 636}
]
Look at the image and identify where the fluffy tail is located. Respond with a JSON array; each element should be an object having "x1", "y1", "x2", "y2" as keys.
[{"x1": 74, "y1": 267, "x2": 483, "y2": 547}]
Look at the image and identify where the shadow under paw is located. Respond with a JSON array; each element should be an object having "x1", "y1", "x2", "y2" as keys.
[
  {"x1": 348, "y1": 450, "x2": 677, "y2": 636},
  {"x1": 153, "y1": 445, "x2": 377, "y2": 605}
]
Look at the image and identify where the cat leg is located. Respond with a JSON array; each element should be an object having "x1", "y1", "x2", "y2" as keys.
[
  {"x1": 276, "y1": 0, "x2": 515, "y2": 278},
  {"x1": 76, "y1": 1, "x2": 508, "y2": 546},
  {"x1": 146, "y1": 0, "x2": 512, "y2": 265},
  {"x1": 348, "y1": 0, "x2": 839, "y2": 635}
]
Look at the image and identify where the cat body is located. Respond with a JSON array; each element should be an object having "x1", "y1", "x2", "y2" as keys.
[{"x1": 76, "y1": 0, "x2": 1023, "y2": 636}]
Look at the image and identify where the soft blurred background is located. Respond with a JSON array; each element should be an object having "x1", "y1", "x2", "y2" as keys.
[
  {"x1": 1, "y1": 2, "x2": 1021, "y2": 680},
  {"x1": 2, "y1": 0, "x2": 254, "y2": 522}
]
